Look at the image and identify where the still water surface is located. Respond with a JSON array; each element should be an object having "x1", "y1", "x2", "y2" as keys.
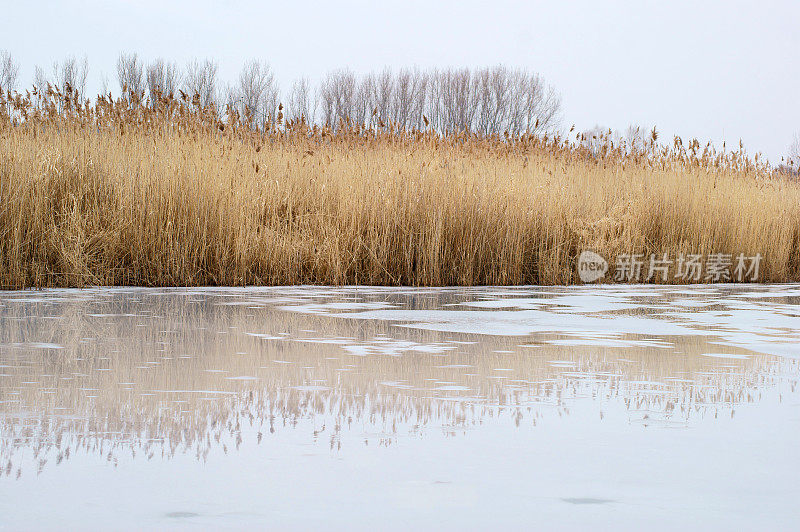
[{"x1": 0, "y1": 285, "x2": 799, "y2": 529}]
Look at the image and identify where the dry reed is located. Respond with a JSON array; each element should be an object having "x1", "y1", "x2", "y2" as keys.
[{"x1": 1, "y1": 88, "x2": 799, "y2": 288}]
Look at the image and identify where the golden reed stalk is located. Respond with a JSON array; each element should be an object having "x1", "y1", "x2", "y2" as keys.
[{"x1": 1, "y1": 88, "x2": 798, "y2": 288}]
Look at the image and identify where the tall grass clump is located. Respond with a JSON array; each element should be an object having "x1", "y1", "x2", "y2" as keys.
[{"x1": 1, "y1": 85, "x2": 799, "y2": 288}]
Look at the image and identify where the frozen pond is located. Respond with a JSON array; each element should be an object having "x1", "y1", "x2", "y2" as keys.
[{"x1": 1, "y1": 285, "x2": 799, "y2": 529}]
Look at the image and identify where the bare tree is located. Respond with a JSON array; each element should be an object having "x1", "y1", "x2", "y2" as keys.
[
  {"x1": 32, "y1": 66, "x2": 50, "y2": 108},
  {"x1": 353, "y1": 76, "x2": 370, "y2": 129},
  {"x1": 473, "y1": 66, "x2": 513, "y2": 135},
  {"x1": 116, "y1": 52, "x2": 145, "y2": 99},
  {"x1": 0, "y1": 50, "x2": 20, "y2": 94},
  {"x1": 100, "y1": 72, "x2": 110, "y2": 96},
  {"x1": 229, "y1": 60, "x2": 279, "y2": 129},
  {"x1": 394, "y1": 68, "x2": 428, "y2": 130},
  {"x1": 183, "y1": 59, "x2": 219, "y2": 110},
  {"x1": 578, "y1": 125, "x2": 625, "y2": 156},
  {"x1": 8, "y1": 52, "x2": 563, "y2": 137},
  {"x1": 0, "y1": 50, "x2": 19, "y2": 115},
  {"x1": 362, "y1": 70, "x2": 389, "y2": 127},
  {"x1": 787, "y1": 133, "x2": 800, "y2": 172},
  {"x1": 505, "y1": 70, "x2": 528, "y2": 134},
  {"x1": 318, "y1": 69, "x2": 359, "y2": 130},
  {"x1": 52, "y1": 55, "x2": 89, "y2": 105},
  {"x1": 288, "y1": 77, "x2": 313, "y2": 123},
  {"x1": 429, "y1": 68, "x2": 475, "y2": 134},
  {"x1": 512, "y1": 71, "x2": 560, "y2": 135},
  {"x1": 146, "y1": 59, "x2": 180, "y2": 104},
  {"x1": 624, "y1": 125, "x2": 651, "y2": 153}
]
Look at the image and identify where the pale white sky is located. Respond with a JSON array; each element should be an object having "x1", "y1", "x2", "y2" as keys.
[{"x1": 3, "y1": 0, "x2": 798, "y2": 161}]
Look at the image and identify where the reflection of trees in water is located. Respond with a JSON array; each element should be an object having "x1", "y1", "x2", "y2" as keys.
[{"x1": 0, "y1": 289, "x2": 796, "y2": 478}]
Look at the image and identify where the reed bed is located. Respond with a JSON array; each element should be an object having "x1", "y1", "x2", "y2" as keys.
[{"x1": 1, "y1": 88, "x2": 799, "y2": 288}]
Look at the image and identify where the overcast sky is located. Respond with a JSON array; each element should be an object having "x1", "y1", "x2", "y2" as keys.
[{"x1": 3, "y1": 0, "x2": 798, "y2": 161}]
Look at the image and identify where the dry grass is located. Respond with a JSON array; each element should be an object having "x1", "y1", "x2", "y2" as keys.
[{"x1": 1, "y1": 89, "x2": 799, "y2": 288}]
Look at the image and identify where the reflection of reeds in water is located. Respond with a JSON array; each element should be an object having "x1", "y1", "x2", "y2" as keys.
[{"x1": 0, "y1": 289, "x2": 796, "y2": 478}]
